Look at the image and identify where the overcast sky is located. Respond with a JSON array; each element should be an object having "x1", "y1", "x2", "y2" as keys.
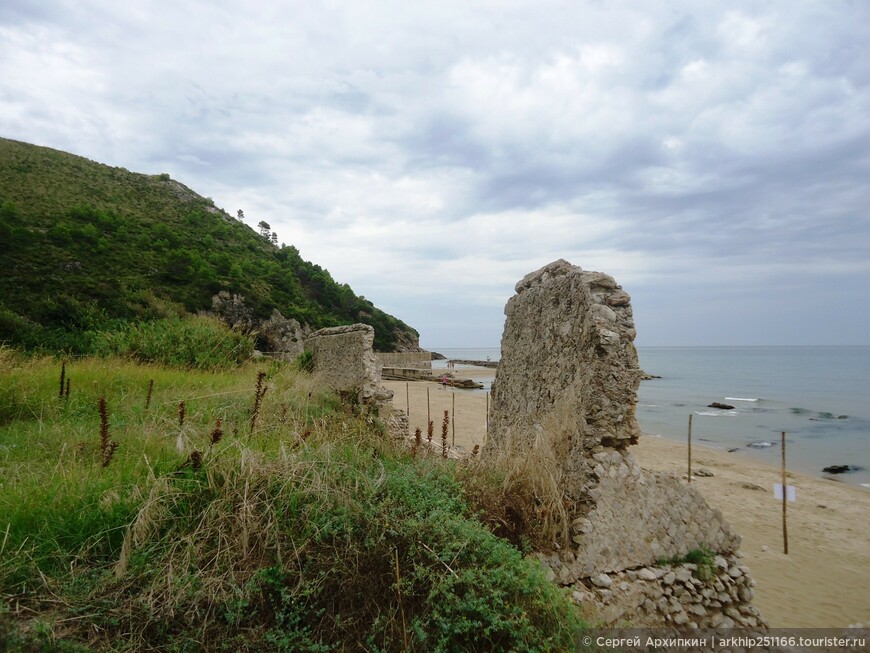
[{"x1": 2, "y1": 1, "x2": 868, "y2": 348}]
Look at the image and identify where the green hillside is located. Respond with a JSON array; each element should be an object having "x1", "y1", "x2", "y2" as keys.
[{"x1": 0, "y1": 137, "x2": 418, "y2": 353}]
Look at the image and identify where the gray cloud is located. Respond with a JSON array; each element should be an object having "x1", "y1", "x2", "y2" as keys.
[{"x1": 1, "y1": 0, "x2": 868, "y2": 347}]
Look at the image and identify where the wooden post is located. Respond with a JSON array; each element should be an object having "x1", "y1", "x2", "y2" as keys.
[
  {"x1": 687, "y1": 414, "x2": 693, "y2": 483},
  {"x1": 405, "y1": 382, "x2": 409, "y2": 416},
  {"x1": 451, "y1": 392, "x2": 456, "y2": 446},
  {"x1": 782, "y1": 431, "x2": 788, "y2": 555},
  {"x1": 486, "y1": 391, "x2": 489, "y2": 435},
  {"x1": 426, "y1": 386, "x2": 430, "y2": 426}
]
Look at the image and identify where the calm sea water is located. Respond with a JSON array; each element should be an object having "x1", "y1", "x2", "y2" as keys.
[
  {"x1": 431, "y1": 346, "x2": 869, "y2": 487},
  {"x1": 635, "y1": 347, "x2": 870, "y2": 487}
]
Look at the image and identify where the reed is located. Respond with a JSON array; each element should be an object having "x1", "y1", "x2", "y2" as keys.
[
  {"x1": 414, "y1": 426, "x2": 422, "y2": 454},
  {"x1": 441, "y1": 410, "x2": 449, "y2": 458},
  {"x1": 144, "y1": 379, "x2": 154, "y2": 412},
  {"x1": 98, "y1": 396, "x2": 118, "y2": 467},
  {"x1": 178, "y1": 400, "x2": 186, "y2": 427},
  {"x1": 209, "y1": 418, "x2": 223, "y2": 446},
  {"x1": 59, "y1": 360, "x2": 66, "y2": 399},
  {"x1": 250, "y1": 371, "x2": 267, "y2": 434}
]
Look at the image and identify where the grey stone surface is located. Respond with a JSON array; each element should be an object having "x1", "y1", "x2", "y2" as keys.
[
  {"x1": 568, "y1": 556, "x2": 766, "y2": 629},
  {"x1": 258, "y1": 309, "x2": 308, "y2": 357},
  {"x1": 487, "y1": 261, "x2": 642, "y2": 496},
  {"x1": 485, "y1": 260, "x2": 762, "y2": 628},
  {"x1": 304, "y1": 324, "x2": 390, "y2": 406}
]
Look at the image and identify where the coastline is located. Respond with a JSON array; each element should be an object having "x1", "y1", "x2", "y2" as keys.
[{"x1": 384, "y1": 364, "x2": 870, "y2": 628}]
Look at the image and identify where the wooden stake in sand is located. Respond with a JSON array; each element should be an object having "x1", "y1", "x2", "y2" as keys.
[
  {"x1": 451, "y1": 392, "x2": 456, "y2": 446},
  {"x1": 405, "y1": 382, "x2": 409, "y2": 416},
  {"x1": 782, "y1": 431, "x2": 788, "y2": 555},
  {"x1": 687, "y1": 413, "x2": 693, "y2": 483}
]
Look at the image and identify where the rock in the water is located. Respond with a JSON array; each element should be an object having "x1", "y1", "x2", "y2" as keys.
[
  {"x1": 708, "y1": 402, "x2": 735, "y2": 410},
  {"x1": 822, "y1": 465, "x2": 852, "y2": 474}
]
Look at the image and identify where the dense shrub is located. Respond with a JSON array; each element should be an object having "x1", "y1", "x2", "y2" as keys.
[{"x1": 95, "y1": 315, "x2": 254, "y2": 369}]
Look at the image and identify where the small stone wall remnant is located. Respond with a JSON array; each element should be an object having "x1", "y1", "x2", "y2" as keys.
[
  {"x1": 304, "y1": 324, "x2": 388, "y2": 406},
  {"x1": 539, "y1": 552, "x2": 763, "y2": 629}
]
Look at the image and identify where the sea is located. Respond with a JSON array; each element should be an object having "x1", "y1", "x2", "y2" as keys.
[{"x1": 429, "y1": 346, "x2": 870, "y2": 488}]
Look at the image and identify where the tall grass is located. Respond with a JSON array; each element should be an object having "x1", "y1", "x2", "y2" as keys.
[
  {"x1": 94, "y1": 315, "x2": 254, "y2": 370},
  {"x1": 0, "y1": 351, "x2": 584, "y2": 651}
]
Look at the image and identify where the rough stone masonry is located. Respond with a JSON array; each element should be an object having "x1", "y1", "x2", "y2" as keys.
[
  {"x1": 304, "y1": 324, "x2": 389, "y2": 407},
  {"x1": 304, "y1": 324, "x2": 408, "y2": 436},
  {"x1": 486, "y1": 260, "x2": 763, "y2": 628}
]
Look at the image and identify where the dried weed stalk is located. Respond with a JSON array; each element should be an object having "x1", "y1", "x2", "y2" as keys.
[
  {"x1": 145, "y1": 379, "x2": 154, "y2": 412},
  {"x1": 59, "y1": 360, "x2": 66, "y2": 399},
  {"x1": 441, "y1": 410, "x2": 449, "y2": 459},
  {"x1": 249, "y1": 371, "x2": 268, "y2": 434},
  {"x1": 98, "y1": 396, "x2": 119, "y2": 467},
  {"x1": 209, "y1": 418, "x2": 223, "y2": 446}
]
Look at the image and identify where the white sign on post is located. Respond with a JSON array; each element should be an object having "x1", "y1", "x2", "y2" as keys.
[{"x1": 773, "y1": 484, "x2": 796, "y2": 502}]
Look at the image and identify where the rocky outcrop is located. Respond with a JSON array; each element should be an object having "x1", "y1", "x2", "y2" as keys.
[
  {"x1": 484, "y1": 260, "x2": 762, "y2": 628},
  {"x1": 211, "y1": 291, "x2": 253, "y2": 329},
  {"x1": 390, "y1": 326, "x2": 424, "y2": 353},
  {"x1": 257, "y1": 309, "x2": 309, "y2": 357},
  {"x1": 449, "y1": 359, "x2": 499, "y2": 369}
]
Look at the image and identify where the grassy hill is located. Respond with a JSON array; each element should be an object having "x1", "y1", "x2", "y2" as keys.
[
  {"x1": 0, "y1": 138, "x2": 418, "y2": 353},
  {"x1": 0, "y1": 352, "x2": 583, "y2": 651}
]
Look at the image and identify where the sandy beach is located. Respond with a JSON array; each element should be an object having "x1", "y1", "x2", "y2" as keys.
[{"x1": 384, "y1": 364, "x2": 870, "y2": 629}]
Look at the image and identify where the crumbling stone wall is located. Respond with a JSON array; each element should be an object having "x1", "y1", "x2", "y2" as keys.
[
  {"x1": 538, "y1": 551, "x2": 763, "y2": 629},
  {"x1": 570, "y1": 450, "x2": 739, "y2": 578},
  {"x1": 304, "y1": 324, "x2": 386, "y2": 405},
  {"x1": 485, "y1": 260, "x2": 762, "y2": 628},
  {"x1": 487, "y1": 259, "x2": 642, "y2": 502}
]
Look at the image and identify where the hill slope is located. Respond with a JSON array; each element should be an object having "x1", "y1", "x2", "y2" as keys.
[{"x1": 0, "y1": 137, "x2": 418, "y2": 352}]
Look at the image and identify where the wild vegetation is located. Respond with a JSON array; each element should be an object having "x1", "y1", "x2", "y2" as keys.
[
  {"x1": 0, "y1": 349, "x2": 585, "y2": 651},
  {"x1": 0, "y1": 137, "x2": 417, "y2": 353}
]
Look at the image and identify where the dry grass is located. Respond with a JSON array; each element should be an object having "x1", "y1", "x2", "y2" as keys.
[{"x1": 467, "y1": 402, "x2": 576, "y2": 550}]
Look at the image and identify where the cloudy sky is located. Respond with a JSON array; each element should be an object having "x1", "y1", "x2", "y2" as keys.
[{"x1": 2, "y1": 0, "x2": 868, "y2": 348}]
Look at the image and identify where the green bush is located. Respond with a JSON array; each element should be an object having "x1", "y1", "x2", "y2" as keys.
[{"x1": 96, "y1": 315, "x2": 254, "y2": 369}]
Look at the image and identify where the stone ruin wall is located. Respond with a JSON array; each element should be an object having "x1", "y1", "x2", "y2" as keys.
[
  {"x1": 304, "y1": 324, "x2": 386, "y2": 405},
  {"x1": 304, "y1": 324, "x2": 407, "y2": 436},
  {"x1": 538, "y1": 551, "x2": 762, "y2": 629},
  {"x1": 485, "y1": 260, "x2": 764, "y2": 629},
  {"x1": 487, "y1": 260, "x2": 643, "y2": 503}
]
